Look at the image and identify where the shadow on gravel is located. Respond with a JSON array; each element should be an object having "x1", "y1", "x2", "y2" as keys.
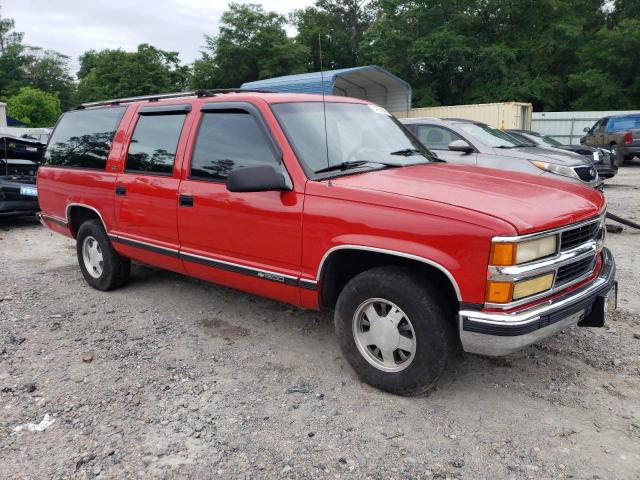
[{"x1": 0, "y1": 214, "x2": 40, "y2": 231}]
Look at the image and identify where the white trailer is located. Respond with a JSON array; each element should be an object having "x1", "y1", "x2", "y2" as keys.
[{"x1": 394, "y1": 102, "x2": 533, "y2": 130}]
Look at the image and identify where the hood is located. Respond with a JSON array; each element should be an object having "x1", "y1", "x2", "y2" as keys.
[
  {"x1": 558, "y1": 144, "x2": 597, "y2": 155},
  {"x1": 492, "y1": 145, "x2": 591, "y2": 167},
  {"x1": 331, "y1": 163, "x2": 604, "y2": 235}
]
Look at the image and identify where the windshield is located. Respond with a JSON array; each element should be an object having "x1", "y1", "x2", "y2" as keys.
[
  {"x1": 271, "y1": 102, "x2": 435, "y2": 178},
  {"x1": 457, "y1": 123, "x2": 526, "y2": 148},
  {"x1": 540, "y1": 135, "x2": 562, "y2": 147}
]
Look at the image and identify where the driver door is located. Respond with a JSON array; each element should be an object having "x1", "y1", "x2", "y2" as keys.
[
  {"x1": 409, "y1": 124, "x2": 477, "y2": 165},
  {"x1": 177, "y1": 103, "x2": 303, "y2": 304}
]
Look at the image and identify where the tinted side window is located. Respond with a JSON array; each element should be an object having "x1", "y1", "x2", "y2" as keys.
[
  {"x1": 125, "y1": 114, "x2": 186, "y2": 175},
  {"x1": 608, "y1": 115, "x2": 640, "y2": 131},
  {"x1": 415, "y1": 125, "x2": 463, "y2": 150},
  {"x1": 190, "y1": 111, "x2": 278, "y2": 181},
  {"x1": 44, "y1": 107, "x2": 126, "y2": 169}
]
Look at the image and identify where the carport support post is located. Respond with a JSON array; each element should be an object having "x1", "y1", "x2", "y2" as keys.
[{"x1": 569, "y1": 118, "x2": 576, "y2": 145}]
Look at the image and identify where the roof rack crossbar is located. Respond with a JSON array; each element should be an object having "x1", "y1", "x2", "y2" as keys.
[{"x1": 76, "y1": 88, "x2": 273, "y2": 109}]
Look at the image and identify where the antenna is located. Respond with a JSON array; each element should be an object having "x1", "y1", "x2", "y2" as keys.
[{"x1": 318, "y1": 33, "x2": 330, "y2": 171}]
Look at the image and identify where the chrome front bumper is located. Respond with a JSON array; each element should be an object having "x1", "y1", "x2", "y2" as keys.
[{"x1": 459, "y1": 248, "x2": 616, "y2": 356}]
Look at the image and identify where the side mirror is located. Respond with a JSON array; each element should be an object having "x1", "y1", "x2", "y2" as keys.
[
  {"x1": 583, "y1": 127, "x2": 591, "y2": 133},
  {"x1": 226, "y1": 164, "x2": 291, "y2": 193},
  {"x1": 448, "y1": 139, "x2": 474, "y2": 154}
]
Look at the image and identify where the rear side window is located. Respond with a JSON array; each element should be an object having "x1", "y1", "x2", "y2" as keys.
[
  {"x1": 125, "y1": 114, "x2": 186, "y2": 175},
  {"x1": 608, "y1": 115, "x2": 640, "y2": 131},
  {"x1": 190, "y1": 111, "x2": 278, "y2": 181},
  {"x1": 44, "y1": 107, "x2": 126, "y2": 169}
]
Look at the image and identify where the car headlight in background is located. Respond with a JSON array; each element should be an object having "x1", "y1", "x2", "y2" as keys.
[
  {"x1": 490, "y1": 235, "x2": 558, "y2": 266},
  {"x1": 530, "y1": 160, "x2": 580, "y2": 180}
]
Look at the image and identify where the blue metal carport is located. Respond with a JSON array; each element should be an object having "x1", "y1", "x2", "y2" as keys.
[{"x1": 241, "y1": 65, "x2": 411, "y2": 113}]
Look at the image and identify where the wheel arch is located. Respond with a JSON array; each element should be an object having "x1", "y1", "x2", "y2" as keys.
[
  {"x1": 316, "y1": 245, "x2": 461, "y2": 311},
  {"x1": 66, "y1": 203, "x2": 107, "y2": 238}
]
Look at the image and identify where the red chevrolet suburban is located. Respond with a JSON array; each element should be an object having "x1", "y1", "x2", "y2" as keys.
[{"x1": 37, "y1": 90, "x2": 617, "y2": 395}]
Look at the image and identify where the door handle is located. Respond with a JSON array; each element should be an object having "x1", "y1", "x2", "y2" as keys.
[
  {"x1": 179, "y1": 194, "x2": 194, "y2": 207},
  {"x1": 115, "y1": 186, "x2": 126, "y2": 196}
]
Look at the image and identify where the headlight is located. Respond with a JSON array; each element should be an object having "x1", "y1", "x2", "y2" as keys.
[
  {"x1": 531, "y1": 161, "x2": 580, "y2": 179},
  {"x1": 486, "y1": 272, "x2": 555, "y2": 303},
  {"x1": 490, "y1": 235, "x2": 558, "y2": 266}
]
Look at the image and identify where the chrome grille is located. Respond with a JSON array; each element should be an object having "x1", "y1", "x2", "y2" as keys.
[
  {"x1": 555, "y1": 255, "x2": 597, "y2": 287},
  {"x1": 560, "y1": 220, "x2": 600, "y2": 250}
]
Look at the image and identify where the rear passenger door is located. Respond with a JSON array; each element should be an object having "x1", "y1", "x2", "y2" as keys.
[
  {"x1": 410, "y1": 124, "x2": 477, "y2": 165},
  {"x1": 112, "y1": 104, "x2": 190, "y2": 272},
  {"x1": 177, "y1": 102, "x2": 303, "y2": 304}
]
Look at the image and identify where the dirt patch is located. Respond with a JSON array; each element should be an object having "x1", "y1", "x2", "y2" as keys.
[{"x1": 200, "y1": 318, "x2": 251, "y2": 342}]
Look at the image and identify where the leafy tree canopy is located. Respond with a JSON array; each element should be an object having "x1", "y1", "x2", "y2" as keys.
[
  {"x1": 191, "y1": 3, "x2": 309, "y2": 89},
  {"x1": 76, "y1": 44, "x2": 190, "y2": 103},
  {"x1": 6, "y1": 86, "x2": 61, "y2": 127}
]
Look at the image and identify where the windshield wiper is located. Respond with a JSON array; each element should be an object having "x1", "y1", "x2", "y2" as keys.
[
  {"x1": 495, "y1": 145, "x2": 517, "y2": 149},
  {"x1": 390, "y1": 148, "x2": 426, "y2": 157},
  {"x1": 314, "y1": 160, "x2": 401, "y2": 175}
]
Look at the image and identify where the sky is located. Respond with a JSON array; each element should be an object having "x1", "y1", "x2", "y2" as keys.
[{"x1": 2, "y1": 0, "x2": 314, "y2": 72}]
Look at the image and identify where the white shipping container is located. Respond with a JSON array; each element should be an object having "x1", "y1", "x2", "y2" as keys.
[
  {"x1": 532, "y1": 110, "x2": 640, "y2": 145},
  {"x1": 394, "y1": 102, "x2": 532, "y2": 130},
  {"x1": 0, "y1": 103, "x2": 6, "y2": 128}
]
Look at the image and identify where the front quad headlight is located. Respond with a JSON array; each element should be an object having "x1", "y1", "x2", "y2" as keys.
[
  {"x1": 490, "y1": 235, "x2": 558, "y2": 266},
  {"x1": 530, "y1": 160, "x2": 580, "y2": 180},
  {"x1": 486, "y1": 235, "x2": 559, "y2": 304}
]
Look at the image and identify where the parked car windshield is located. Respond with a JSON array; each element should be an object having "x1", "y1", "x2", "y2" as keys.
[
  {"x1": 271, "y1": 102, "x2": 435, "y2": 178},
  {"x1": 456, "y1": 123, "x2": 526, "y2": 148},
  {"x1": 520, "y1": 132, "x2": 562, "y2": 147}
]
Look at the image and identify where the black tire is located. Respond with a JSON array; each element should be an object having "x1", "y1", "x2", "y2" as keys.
[
  {"x1": 76, "y1": 219, "x2": 130, "y2": 291},
  {"x1": 334, "y1": 266, "x2": 457, "y2": 396}
]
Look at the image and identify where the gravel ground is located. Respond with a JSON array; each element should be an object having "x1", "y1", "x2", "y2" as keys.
[{"x1": 1, "y1": 166, "x2": 640, "y2": 479}]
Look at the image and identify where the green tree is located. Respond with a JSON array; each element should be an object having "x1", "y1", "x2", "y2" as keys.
[
  {"x1": 0, "y1": 5, "x2": 22, "y2": 54},
  {"x1": 191, "y1": 3, "x2": 309, "y2": 89},
  {"x1": 77, "y1": 44, "x2": 190, "y2": 102},
  {"x1": 24, "y1": 48, "x2": 75, "y2": 110},
  {"x1": 361, "y1": 0, "x2": 607, "y2": 110},
  {"x1": 1, "y1": 7, "x2": 75, "y2": 108},
  {"x1": 0, "y1": 7, "x2": 28, "y2": 98},
  {"x1": 292, "y1": 0, "x2": 375, "y2": 70},
  {"x1": 569, "y1": 18, "x2": 640, "y2": 109},
  {"x1": 6, "y1": 86, "x2": 61, "y2": 127}
]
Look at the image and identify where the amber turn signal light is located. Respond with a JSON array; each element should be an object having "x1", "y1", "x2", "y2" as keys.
[
  {"x1": 486, "y1": 280, "x2": 513, "y2": 303},
  {"x1": 490, "y1": 243, "x2": 515, "y2": 266}
]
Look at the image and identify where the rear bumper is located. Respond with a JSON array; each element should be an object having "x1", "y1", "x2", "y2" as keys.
[
  {"x1": 459, "y1": 248, "x2": 616, "y2": 356},
  {"x1": 619, "y1": 145, "x2": 640, "y2": 157}
]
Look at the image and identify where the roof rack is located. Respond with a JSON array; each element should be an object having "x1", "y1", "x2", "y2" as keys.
[{"x1": 75, "y1": 88, "x2": 273, "y2": 109}]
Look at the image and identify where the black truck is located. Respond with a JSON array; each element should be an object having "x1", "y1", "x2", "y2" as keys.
[{"x1": 0, "y1": 135, "x2": 45, "y2": 217}]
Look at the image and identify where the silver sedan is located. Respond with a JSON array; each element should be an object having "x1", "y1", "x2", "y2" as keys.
[{"x1": 402, "y1": 117, "x2": 601, "y2": 189}]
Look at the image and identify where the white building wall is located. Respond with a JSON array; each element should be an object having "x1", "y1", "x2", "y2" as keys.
[{"x1": 532, "y1": 110, "x2": 640, "y2": 145}]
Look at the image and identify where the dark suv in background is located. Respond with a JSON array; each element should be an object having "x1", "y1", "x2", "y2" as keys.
[
  {"x1": 508, "y1": 129, "x2": 618, "y2": 179},
  {"x1": 581, "y1": 113, "x2": 640, "y2": 163}
]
